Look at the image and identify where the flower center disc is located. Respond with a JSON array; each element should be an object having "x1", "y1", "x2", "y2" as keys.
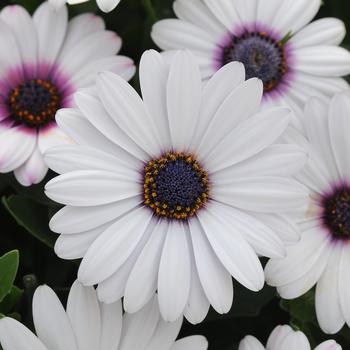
[
  {"x1": 7, "y1": 79, "x2": 61, "y2": 128},
  {"x1": 222, "y1": 32, "x2": 287, "y2": 92},
  {"x1": 321, "y1": 186, "x2": 350, "y2": 240},
  {"x1": 143, "y1": 152, "x2": 209, "y2": 220}
]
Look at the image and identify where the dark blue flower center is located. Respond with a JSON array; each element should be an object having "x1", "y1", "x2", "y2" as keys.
[
  {"x1": 222, "y1": 32, "x2": 287, "y2": 92},
  {"x1": 321, "y1": 186, "x2": 350, "y2": 240},
  {"x1": 143, "y1": 152, "x2": 209, "y2": 220},
  {"x1": 7, "y1": 79, "x2": 61, "y2": 128}
]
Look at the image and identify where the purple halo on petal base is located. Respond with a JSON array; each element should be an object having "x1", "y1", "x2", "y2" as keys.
[
  {"x1": 317, "y1": 180, "x2": 350, "y2": 245},
  {"x1": 213, "y1": 22, "x2": 296, "y2": 101},
  {"x1": 0, "y1": 61, "x2": 75, "y2": 133}
]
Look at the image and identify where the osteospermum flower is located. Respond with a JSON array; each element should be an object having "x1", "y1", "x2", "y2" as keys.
[
  {"x1": 44, "y1": 50, "x2": 308, "y2": 323},
  {"x1": 49, "y1": 0, "x2": 121, "y2": 13},
  {"x1": 0, "y1": 280, "x2": 207, "y2": 350},
  {"x1": 0, "y1": 1, "x2": 135, "y2": 186},
  {"x1": 151, "y1": 0, "x2": 350, "y2": 125},
  {"x1": 265, "y1": 92, "x2": 350, "y2": 334},
  {"x1": 239, "y1": 325, "x2": 341, "y2": 350}
]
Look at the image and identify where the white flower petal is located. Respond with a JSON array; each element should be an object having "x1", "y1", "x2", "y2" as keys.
[
  {"x1": 212, "y1": 177, "x2": 308, "y2": 213},
  {"x1": 144, "y1": 317, "x2": 182, "y2": 350},
  {"x1": 198, "y1": 206, "x2": 264, "y2": 292},
  {"x1": 33, "y1": 285, "x2": 78, "y2": 350},
  {"x1": 151, "y1": 19, "x2": 217, "y2": 53},
  {"x1": 278, "y1": 330, "x2": 311, "y2": 350},
  {"x1": 173, "y1": 0, "x2": 226, "y2": 40},
  {"x1": 276, "y1": 251, "x2": 329, "y2": 299},
  {"x1": 184, "y1": 243, "x2": 210, "y2": 324},
  {"x1": 59, "y1": 13, "x2": 105, "y2": 54},
  {"x1": 294, "y1": 46, "x2": 350, "y2": 77},
  {"x1": 214, "y1": 203, "x2": 286, "y2": 259},
  {"x1": 232, "y1": 0, "x2": 257, "y2": 25},
  {"x1": 139, "y1": 50, "x2": 171, "y2": 149},
  {"x1": 45, "y1": 170, "x2": 140, "y2": 206},
  {"x1": 265, "y1": 227, "x2": 330, "y2": 287},
  {"x1": 271, "y1": 0, "x2": 320, "y2": 35},
  {"x1": 212, "y1": 144, "x2": 307, "y2": 182},
  {"x1": 119, "y1": 297, "x2": 160, "y2": 350},
  {"x1": 38, "y1": 125, "x2": 72, "y2": 154},
  {"x1": 190, "y1": 62, "x2": 245, "y2": 150},
  {"x1": 158, "y1": 221, "x2": 191, "y2": 322},
  {"x1": 167, "y1": 51, "x2": 201, "y2": 151},
  {"x1": 0, "y1": 127, "x2": 36, "y2": 173},
  {"x1": 44, "y1": 144, "x2": 139, "y2": 176},
  {"x1": 316, "y1": 247, "x2": 345, "y2": 334},
  {"x1": 96, "y1": 0, "x2": 120, "y2": 12},
  {"x1": 56, "y1": 108, "x2": 132, "y2": 159},
  {"x1": 0, "y1": 317, "x2": 47, "y2": 350},
  {"x1": 54, "y1": 224, "x2": 109, "y2": 260},
  {"x1": 189, "y1": 216, "x2": 233, "y2": 314},
  {"x1": 33, "y1": 2, "x2": 68, "y2": 65},
  {"x1": 58, "y1": 30, "x2": 122, "y2": 76},
  {"x1": 66, "y1": 281, "x2": 101, "y2": 350},
  {"x1": 96, "y1": 72, "x2": 161, "y2": 157},
  {"x1": 256, "y1": 0, "x2": 284, "y2": 31},
  {"x1": 239, "y1": 335, "x2": 265, "y2": 350},
  {"x1": 74, "y1": 90, "x2": 147, "y2": 163},
  {"x1": 49, "y1": 197, "x2": 141, "y2": 234},
  {"x1": 78, "y1": 207, "x2": 152, "y2": 285},
  {"x1": 314, "y1": 340, "x2": 342, "y2": 350},
  {"x1": 0, "y1": 19, "x2": 22, "y2": 76},
  {"x1": 204, "y1": 107, "x2": 290, "y2": 172},
  {"x1": 338, "y1": 245, "x2": 350, "y2": 327},
  {"x1": 0, "y1": 5, "x2": 37, "y2": 65},
  {"x1": 124, "y1": 220, "x2": 168, "y2": 313},
  {"x1": 291, "y1": 18, "x2": 346, "y2": 48},
  {"x1": 329, "y1": 92, "x2": 350, "y2": 179},
  {"x1": 14, "y1": 146, "x2": 48, "y2": 186},
  {"x1": 203, "y1": 0, "x2": 241, "y2": 31},
  {"x1": 72, "y1": 56, "x2": 135, "y2": 88},
  {"x1": 197, "y1": 78, "x2": 263, "y2": 159},
  {"x1": 294, "y1": 73, "x2": 349, "y2": 101},
  {"x1": 266, "y1": 325, "x2": 294, "y2": 349},
  {"x1": 170, "y1": 336, "x2": 208, "y2": 350},
  {"x1": 99, "y1": 300, "x2": 123, "y2": 350},
  {"x1": 304, "y1": 97, "x2": 340, "y2": 182}
]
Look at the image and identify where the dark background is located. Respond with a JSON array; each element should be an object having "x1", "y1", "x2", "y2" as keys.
[{"x1": 1, "y1": 0, "x2": 350, "y2": 349}]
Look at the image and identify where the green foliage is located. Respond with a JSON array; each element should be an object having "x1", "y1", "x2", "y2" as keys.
[
  {"x1": 2, "y1": 195, "x2": 56, "y2": 248},
  {"x1": 0, "y1": 251, "x2": 19, "y2": 303}
]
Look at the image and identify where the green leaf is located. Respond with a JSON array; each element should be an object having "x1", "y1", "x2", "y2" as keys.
[
  {"x1": 0, "y1": 286, "x2": 23, "y2": 315},
  {"x1": 0, "y1": 250, "x2": 19, "y2": 302},
  {"x1": 2, "y1": 195, "x2": 56, "y2": 248},
  {"x1": 280, "y1": 289, "x2": 318, "y2": 326}
]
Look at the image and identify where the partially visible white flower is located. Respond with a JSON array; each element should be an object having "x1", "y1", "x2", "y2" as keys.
[
  {"x1": 265, "y1": 92, "x2": 350, "y2": 334},
  {"x1": 0, "y1": 1, "x2": 135, "y2": 186},
  {"x1": 44, "y1": 49, "x2": 308, "y2": 323},
  {"x1": 152, "y1": 0, "x2": 350, "y2": 129},
  {"x1": 49, "y1": 0, "x2": 121, "y2": 13},
  {"x1": 0, "y1": 280, "x2": 208, "y2": 350},
  {"x1": 239, "y1": 325, "x2": 341, "y2": 350}
]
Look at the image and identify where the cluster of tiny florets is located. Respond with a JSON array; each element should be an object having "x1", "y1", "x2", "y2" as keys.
[
  {"x1": 143, "y1": 151, "x2": 209, "y2": 220},
  {"x1": 8, "y1": 79, "x2": 61, "y2": 128}
]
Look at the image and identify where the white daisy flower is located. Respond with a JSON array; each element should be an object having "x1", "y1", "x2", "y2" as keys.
[
  {"x1": 151, "y1": 0, "x2": 350, "y2": 119},
  {"x1": 44, "y1": 49, "x2": 308, "y2": 323},
  {"x1": 49, "y1": 0, "x2": 121, "y2": 13},
  {"x1": 0, "y1": 280, "x2": 207, "y2": 350},
  {"x1": 239, "y1": 325, "x2": 341, "y2": 350},
  {"x1": 0, "y1": 1, "x2": 135, "y2": 186},
  {"x1": 265, "y1": 92, "x2": 350, "y2": 334}
]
